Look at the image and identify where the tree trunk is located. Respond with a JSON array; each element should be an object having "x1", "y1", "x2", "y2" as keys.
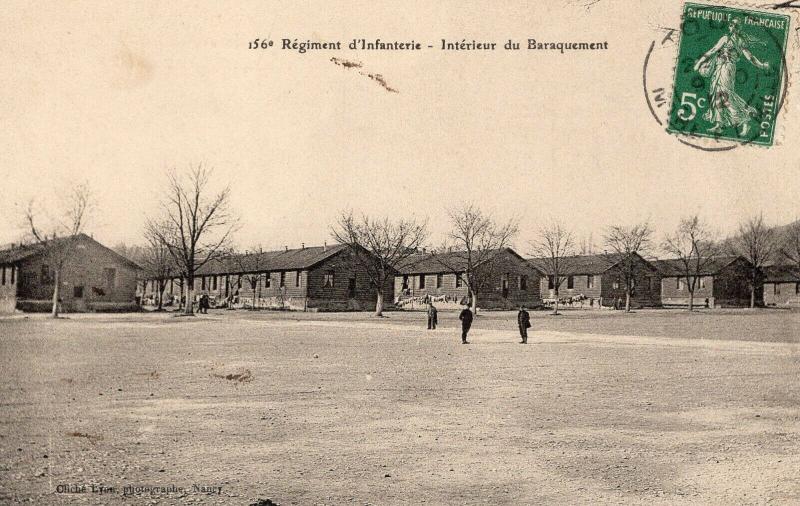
[
  {"x1": 51, "y1": 269, "x2": 60, "y2": 318},
  {"x1": 157, "y1": 282, "x2": 164, "y2": 311},
  {"x1": 375, "y1": 290, "x2": 384, "y2": 317},
  {"x1": 625, "y1": 289, "x2": 631, "y2": 312},
  {"x1": 184, "y1": 276, "x2": 194, "y2": 315},
  {"x1": 688, "y1": 290, "x2": 694, "y2": 312},
  {"x1": 470, "y1": 290, "x2": 478, "y2": 314},
  {"x1": 750, "y1": 285, "x2": 756, "y2": 309},
  {"x1": 553, "y1": 287, "x2": 560, "y2": 315}
]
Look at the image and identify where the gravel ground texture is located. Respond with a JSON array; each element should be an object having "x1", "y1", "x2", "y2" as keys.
[{"x1": 0, "y1": 308, "x2": 798, "y2": 505}]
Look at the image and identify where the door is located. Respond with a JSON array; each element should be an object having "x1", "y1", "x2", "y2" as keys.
[
  {"x1": 73, "y1": 285, "x2": 87, "y2": 311},
  {"x1": 348, "y1": 277, "x2": 356, "y2": 299}
]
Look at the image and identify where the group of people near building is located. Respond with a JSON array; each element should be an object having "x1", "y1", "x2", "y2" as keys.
[{"x1": 426, "y1": 302, "x2": 531, "y2": 345}]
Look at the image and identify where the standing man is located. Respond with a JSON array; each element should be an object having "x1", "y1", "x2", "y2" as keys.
[
  {"x1": 517, "y1": 306, "x2": 531, "y2": 344},
  {"x1": 427, "y1": 302, "x2": 438, "y2": 330},
  {"x1": 459, "y1": 304, "x2": 473, "y2": 344}
]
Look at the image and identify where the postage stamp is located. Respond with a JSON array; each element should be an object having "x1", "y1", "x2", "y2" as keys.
[{"x1": 667, "y1": 2, "x2": 790, "y2": 147}]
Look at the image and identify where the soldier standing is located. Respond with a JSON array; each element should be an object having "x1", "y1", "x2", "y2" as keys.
[
  {"x1": 459, "y1": 304, "x2": 473, "y2": 344},
  {"x1": 517, "y1": 306, "x2": 531, "y2": 344},
  {"x1": 427, "y1": 302, "x2": 438, "y2": 330}
]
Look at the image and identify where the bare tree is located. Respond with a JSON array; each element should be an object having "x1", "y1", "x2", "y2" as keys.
[
  {"x1": 779, "y1": 219, "x2": 800, "y2": 277},
  {"x1": 528, "y1": 220, "x2": 575, "y2": 315},
  {"x1": 112, "y1": 242, "x2": 148, "y2": 264},
  {"x1": 604, "y1": 222, "x2": 652, "y2": 312},
  {"x1": 24, "y1": 183, "x2": 92, "y2": 318},
  {"x1": 578, "y1": 232, "x2": 596, "y2": 255},
  {"x1": 662, "y1": 215, "x2": 719, "y2": 311},
  {"x1": 225, "y1": 270, "x2": 244, "y2": 307},
  {"x1": 332, "y1": 211, "x2": 428, "y2": 316},
  {"x1": 731, "y1": 213, "x2": 775, "y2": 308},
  {"x1": 231, "y1": 247, "x2": 267, "y2": 310},
  {"x1": 141, "y1": 221, "x2": 177, "y2": 311},
  {"x1": 435, "y1": 203, "x2": 519, "y2": 314},
  {"x1": 147, "y1": 165, "x2": 238, "y2": 315}
]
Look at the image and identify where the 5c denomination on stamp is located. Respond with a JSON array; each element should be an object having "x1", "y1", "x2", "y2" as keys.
[{"x1": 667, "y1": 3, "x2": 790, "y2": 147}]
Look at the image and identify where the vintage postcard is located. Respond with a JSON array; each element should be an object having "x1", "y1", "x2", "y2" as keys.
[{"x1": 1, "y1": 1, "x2": 799, "y2": 504}]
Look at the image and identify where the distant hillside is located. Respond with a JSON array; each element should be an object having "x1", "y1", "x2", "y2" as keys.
[{"x1": 719, "y1": 218, "x2": 799, "y2": 264}]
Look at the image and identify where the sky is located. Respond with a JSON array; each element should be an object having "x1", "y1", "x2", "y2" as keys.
[{"x1": 1, "y1": 1, "x2": 798, "y2": 255}]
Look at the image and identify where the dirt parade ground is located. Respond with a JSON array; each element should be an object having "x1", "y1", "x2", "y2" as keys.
[{"x1": 0, "y1": 309, "x2": 799, "y2": 505}]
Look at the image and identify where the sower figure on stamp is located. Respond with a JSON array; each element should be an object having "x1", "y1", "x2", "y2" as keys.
[
  {"x1": 427, "y1": 302, "x2": 438, "y2": 330},
  {"x1": 459, "y1": 304, "x2": 473, "y2": 344},
  {"x1": 517, "y1": 306, "x2": 531, "y2": 344},
  {"x1": 693, "y1": 18, "x2": 769, "y2": 136}
]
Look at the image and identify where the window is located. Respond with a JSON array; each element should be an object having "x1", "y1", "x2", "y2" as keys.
[
  {"x1": 323, "y1": 271, "x2": 335, "y2": 288},
  {"x1": 419, "y1": 274, "x2": 426, "y2": 289},
  {"x1": 21, "y1": 272, "x2": 35, "y2": 288},
  {"x1": 10, "y1": 266, "x2": 14, "y2": 284},
  {"x1": 698, "y1": 276, "x2": 706, "y2": 289},
  {"x1": 264, "y1": 273, "x2": 271, "y2": 288},
  {"x1": 402, "y1": 275, "x2": 409, "y2": 290},
  {"x1": 237, "y1": 277, "x2": 242, "y2": 289},
  {"x1": 201, "y1": 276, "x2": 206, "y2": 290},
  {"x1": 436, "y1": 274, "x2": 443, "y2": 289},
  {"x1": 295, "y1": 270, "x2": 302, "y2": 287},
  {"x1": 613, "y1": 279, "x2": 620, "y2": 290},
  {"x1": 73, "y1": 285, "x2": 84, "y2": 298},
  {"x1": 587, "y1": 275, "x2": 594, "y2": 289},
  {"x1": 548, "y1": 275, "x2": 555, "y2": 290},
  {"x1": 41, "y1": 263, "x2": 52, "y2": 284},
  {"x1": 677, "y1": 278, "x2": 684, "y2": 290},
  {"x1": 567, "y1": 276, "x2": 574, "y2": 289},
  {"x1": 775, "y1": 284, "x2": 781, "y2": 295},
  {"x1": 519, "y1": 275, "x2": 528, "y2": 290},
  {"x1": 280, "y1": 272, "x2": 286, "y2": 287},
  {"x1": 796, "y1": 283, "x2": 800, "y2": 295},
  {"x1": 455, "y1": 273, "x2": 463, "y2": 288},
  {"x1": 212, "y1": 276, "x2": 217, "y2": 290},
  {"x1": 103, "y1": 268, "x2": 116, "y2": 293}
]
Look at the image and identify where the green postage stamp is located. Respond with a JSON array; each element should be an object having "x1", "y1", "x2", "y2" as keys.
[{"x1": 667, "y1": 3, "x2": 790, "y2": 146}]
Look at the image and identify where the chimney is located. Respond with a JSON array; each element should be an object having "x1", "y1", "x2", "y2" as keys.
[
  {"x1": 285, "y1": 245, "x2": 288, "y2": 252},
  {"x1": 323, "y1": 241, "x2": 327, "y2": 252},
  {"x1": 301, "y1": 243, "x2": 305, "y2": 249},
  {"x1": 422, "y1": 247, "x2": 427, "y2": 254}
]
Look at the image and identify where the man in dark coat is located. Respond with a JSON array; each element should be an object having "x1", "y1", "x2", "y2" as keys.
[
  {"x1": 517, "y1": 306, "x2": 531, "y2": 344},
  {"x1": 459, "y1": 305, "x2": 473, "y2": 344},
  {"x1": 427, "y1": 302, "x2": 438, "y2": 330}
]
